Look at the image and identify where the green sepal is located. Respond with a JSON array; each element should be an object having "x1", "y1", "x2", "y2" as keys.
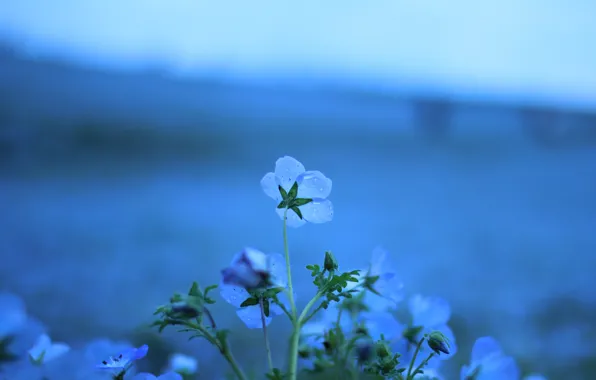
[
  {"x1": 240, "y1": 297, "x2": 260, "y2": 307},
  {"x1": 290, "y1": 206, "x2": 303, "y2": 219}
]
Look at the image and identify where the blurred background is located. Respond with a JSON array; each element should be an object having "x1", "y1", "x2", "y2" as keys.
[{"x1": 1, "y1": 1, "x2": 596, "y2": 379}]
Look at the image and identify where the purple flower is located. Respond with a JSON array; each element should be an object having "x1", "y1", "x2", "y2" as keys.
[
  {"x1": 96, "y1": 344, "x2": 148, "y2": 375},
  {"x1": 261, "y1": 156, "x2": 333, "y2": 228},
  {"x1": 220, "y1": 249, "x2": 288, "y2": 328},
  {"x1": 460, "y1": 337, "x2": 519, "y2": 380}
]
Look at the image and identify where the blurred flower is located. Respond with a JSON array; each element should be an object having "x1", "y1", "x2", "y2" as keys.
[
  {"x1": 359, "y1": 247, "x2": 404, "y2": 311},
  {"x1": 523, "y1": 374, "x2": 547, "y2": 380},
  {"x1": 27, "y1": 333, "x2": 70, "y2": 364},
  {"x1": 460, "y1": 336, "x2": 519, "y2": 380},
  {"x1": 167, "y1": 353, "x2": 198, "y2": 375},
  {"x1": 261, "y1": 156, "x2": 333, "y2": 228},
  {"x1": 407, "y1": 294, "x2": 457, "y2": 360},
  {"x1": 0, "y1": 292, "x2": 27, "y2": 339},
  {"x1": 221, "y1": 247, "x2": 282, "y2": 290},
  {"x1": 132, "y1": 372, "x2": 183, "y2": 380},
  {"x1": 220, "y1": 250, "x2": 288, "y2": 329},
  {"x1": 96, "y1": 344, "x2": 148, "y2": 375}
]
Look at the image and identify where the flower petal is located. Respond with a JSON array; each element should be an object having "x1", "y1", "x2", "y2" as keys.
[
  {"x1": 274, "y1": 156, "x2": 305, "y2": 191},
  {"x1": 276, "y1": 208, "x2": 307, "y2": 228},
  {"x1": 28, "y1": 334, "x2": 52, "y2": 360},
  {"x1": 130, "y1": 344, "x2": 149, "y2": 360},
  {"x1": 300, "y1": 199, "x2": 334, "y2": 224},
  {"x1": 219, "y1": 284, "x2": 250, "y2": 308},
  {"x1": 169, "y1": 353, "x2": 198, "y2": 374},
  {"x1": 132, "y1": 374, "x2": 158, "y2": 380},
  {"x1": 0, "y1": 292, "x2": 27, "y2": 338},
  {"x1": 260, "y1": 172, "x2": 282, "y2": 201},
  {"x1": 268, "y1": 253, "x2": 287, "y2": 287},
  {"x1": 158, "y1": 372, "x2": 183, "y2": 380},
  {"x1": 43, "y1": 342, "x2": 70, "y2": 362},
  {"x1": 471, "y1": 336, "x2": 504, "y2": 363},
  {"x1": 236, "y1": 306, "x2": 271, "y2": 329},
  {"x1": 297, "y1": 171, "x2": 332, "y2": 199},
  {"x1": 409, "y1": 295, "x2": 451, "y2": 327},
  {"x1": 363, "y1": 312, "x2": 403, "y2": 341}
]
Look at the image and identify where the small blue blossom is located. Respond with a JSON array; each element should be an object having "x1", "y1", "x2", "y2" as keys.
[
  {"x1": 261, "y1": 156, "x2": 333, "y2": 228},
  {"x1": 27, "y1": 333, "x2": 70, "y2": 364},
  {"x1": 220, "y1": 249, "x2": 288, "y2": 328},
  {"x1": 96, "y1": 344, "x2": 149, "y2": 376},
  {"x1": 407, "y1": 294, "x2": 457, "y2": 360},
  {"x1": 132, "y1": 372, "x2": 183, "y2": 380},
  {"x1": 356, "y1": 247, "x2": 405, "y2": 312},
  {"x1": 460, "y1": 336, "x2": 520, "y2": 380},
  {"x1": 167, "y1": 352, "x2": 198, "y2": 375}
]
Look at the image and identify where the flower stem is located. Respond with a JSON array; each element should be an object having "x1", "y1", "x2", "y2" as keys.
[
  {"x1": 406, "y1": 337, "x2": 425, "y2": 380},
  {"x1": 411, "y1": 352, "x2": 435, "y2": 379},
  {"x1": 194, "y1": 324, "x2": 247, "y2": 380},
  {"x1": 259, "y1": 297, "x2": 274, "y2": 371},
  {"x1": 282, "y1": 209, "x2": 300, "y2": 380}
]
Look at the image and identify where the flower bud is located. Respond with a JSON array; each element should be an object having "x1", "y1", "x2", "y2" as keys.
[
  {"x1": 375, "y1": 341, "x2": 390, "y2": 358},
  {"x1": 356, "y1": 340, "x2": 374, "y2": 363},
  {"x1": 324, "y1": 251, "x2": 338, "y2": 272},
  {"x1": 427, "y1": 331, "x2": 450, "y2": 355}
]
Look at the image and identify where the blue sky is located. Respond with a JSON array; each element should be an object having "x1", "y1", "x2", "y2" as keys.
[{"x1": 1, "y1": 0, "x2": 595, "y2": 108}]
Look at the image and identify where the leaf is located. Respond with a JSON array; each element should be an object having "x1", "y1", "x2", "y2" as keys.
[
  {"x1": 291, "y1": 206, "x2": 303, "y2": 220},
  {"x1": 240, "y1": 297, "x2": 260, "y2": 307},
  {"x1": 263, "y1": 299, "x2": 270, "y2": 317},
  {"x1": 277, "y1": 200, "x2": 288, "y2": 209},
  {"x1": 287, "y1": 181, "x2": 299, "y2": 200},
  {"x1": 290, "y1": 198, "x2": 312, "y2": 207},
  {"x1": 204, "y1": 284, "x2": 218, "y2": 296},
  {"x1": 278, "y1": 185, "x2": 288, "y2": 200}
]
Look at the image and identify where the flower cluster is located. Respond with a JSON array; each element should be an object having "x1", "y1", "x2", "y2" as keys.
[
  {"x1": 0, "y1": 292, "x2": 196, "y2": 379},
  {"x1": 1, "y1": 156, "x2": 550, "y2": 380}
]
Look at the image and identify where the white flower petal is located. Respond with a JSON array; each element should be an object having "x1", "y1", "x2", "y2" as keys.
[
  {"x1": 276, "y1": 208, "x2": 307, "y2": 228},
  {"x1": 301, "y1": 199, "x2": 334, "y2": 224},
  {"x1": 260, "y1": 172, "x2": 281, "y2": 201},
  {"x1": 242, "y1": 248, "x2": 268, "y2": 272},
  {"x1": 43, "y1": 342, "x2": 70, "y2": 362},
  {"x1": 219, "y1": 284, "x2": 250, "y2": 308},
  {"x1": 274, "y1": 156, "x2": 305, "y2": 191},
  {"x1": 236, "y1": 306, "x2": 271, "y2": 329},
  {"x1": 297, "y1": 171, "x2": 332, "y2": 199}
]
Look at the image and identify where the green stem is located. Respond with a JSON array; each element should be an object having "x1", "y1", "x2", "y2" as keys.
[
  {"x1": 259, "y1": 297, "x2": 274, "y2": 371},
  {"x1": 193, "y1": 324, "x2": 247, "y2": 380},
  {"x1": 283, "y1": 209, "x2": 300, "y2": 380},
  {"x1": 411, "y1": 352, "x2": 436, "y2": 379},
  {"x1": 406, "y1": 337, "x2": 425, "y2": 380}
]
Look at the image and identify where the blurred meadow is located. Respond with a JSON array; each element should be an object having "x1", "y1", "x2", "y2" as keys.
[{"x1": 1, "y1": 1, "x2": 596, "y2": 379}]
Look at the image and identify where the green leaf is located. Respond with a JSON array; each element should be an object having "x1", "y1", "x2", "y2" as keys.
[
  {"x1": 263, "y1": 299, "x2": 270, "y2": 317},
  {"x1": 290, "y1": 198, "x2": 312, "y2": 207},
  {"x1": 277, "y1": 200, "x2": 288, "y2": 209},
  {"x1": 278, "y1": 185, "x2": 288, "y2": 199},
  {"x1": 240, "y1": 297, "x2": 260, "y2": 307},
  {"x1": 287, "y1": 181, "x2": 299, "y2": 200},
  {"x1": 291, "y1": 206, "x2": 303, "y2": 219}
]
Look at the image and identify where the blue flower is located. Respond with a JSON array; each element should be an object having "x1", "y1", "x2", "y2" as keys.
[
  {"x1": 96, "y1": 344, "x2": 148, "y2": 376},
  {"x1": 27, "y1": 333, "x2": 70, "y2": 364},
  {"x1": 261, "y1": 156, "x2": 333, "y2": 228},
  {"x1": 220, "y1": 249, "x2": 288, "y2": 328},
  {"x1": 460, "y1": 336, "x2": 520, "y2": 380},
  {"x1": 358, "y1": 247, "x2": 405, "y2": 312},
  {"x1": 407, "y1": 294, "x2": 457, "y2": 360},
  {"x1": 132, "y1": 372, "x2": 183, "y2": 380},
  {"x1": 0, "y1": 292, "x2": 27, "y2": 340},
  {"x1": 167, "y1": 352, "x2": 198, "y2": 375}
]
